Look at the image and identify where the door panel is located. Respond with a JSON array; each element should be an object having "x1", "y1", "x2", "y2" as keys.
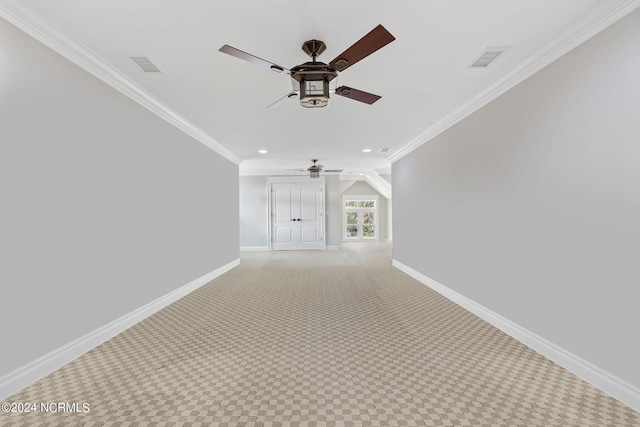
[
  {"x1": 271, "y1": 182, "x2": 323, "y2": 250},
  {"x1": 275, "y1": 227, "x2": 292, "y2": 242},
  {"x1": 300, "y1": 226, "x2": 318, "y2": 243},
  {"x1": 272, "y1": 186, "x2": 297, "y2": 250},
  {"x1": 300, "y1": 187, "x2": 318, "y2": 222},
  {"x1": 274, "y1": 188, "x2": 292, "y2": 222}
]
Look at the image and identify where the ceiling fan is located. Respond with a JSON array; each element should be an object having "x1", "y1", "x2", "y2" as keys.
[
  {"x1": 287, "y1": 160, "x2": 343, "y2": 178},
  {"x1": 219, "y1": 25, "x2": 395, "y2": 109}
]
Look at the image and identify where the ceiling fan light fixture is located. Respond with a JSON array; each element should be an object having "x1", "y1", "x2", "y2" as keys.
[
  {"x1": 292, "y1": 66, "x2": 336, "y2": 108},
  {"x1": 307, "y1": 159, "x2": 323, "y2": 178},
  {"x1": 301, "y1": 79, "x2": 329, "y2": 108},
  {"x1": 291, "y1": 42, "x2": 338, "y2": 108}
]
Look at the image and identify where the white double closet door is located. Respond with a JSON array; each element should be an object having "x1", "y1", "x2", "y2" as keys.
[{"x1": 270, "y1": 180, "x2": 324, "y2": 250}]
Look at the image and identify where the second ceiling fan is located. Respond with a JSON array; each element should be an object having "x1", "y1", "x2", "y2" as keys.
[
  {"x1": 219, "y1": 25, "x2": 395, "y2": 109},
  {"x1": 287, "y1": 160, "x2": 343, "y2": 178}
]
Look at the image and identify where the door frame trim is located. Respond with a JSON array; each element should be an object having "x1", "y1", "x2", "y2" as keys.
[{"x1": 267, "y1": 176, "x2": 326, "y2": 251}]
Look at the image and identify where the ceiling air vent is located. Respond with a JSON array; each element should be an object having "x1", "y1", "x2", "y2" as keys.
[
  {"x1": 128, "y1": 55, "x2": 162, "y2": 73},
  {"x1": 469, "y1": 47, "x2": 510, "y2": 68},
  {"x1": 380, "y1": 148, "x2": 391, "y2": 152}
]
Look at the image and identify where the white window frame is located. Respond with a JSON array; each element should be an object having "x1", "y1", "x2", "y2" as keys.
[{"x1": 342, "y1": 195, "x2": 379, "y2": 241}]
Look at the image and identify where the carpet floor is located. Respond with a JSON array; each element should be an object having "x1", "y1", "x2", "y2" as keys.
[{"x1": 2, "y1": 243, "x2": 639, "y2": 426}]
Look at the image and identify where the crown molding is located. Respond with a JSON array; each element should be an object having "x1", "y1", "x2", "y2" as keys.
[
  {"x1": 388, "y1": 0, "x2": 640, "y2": 164},
  {"x1": 0, "y1": 0, "x2": 242, "y2": 165},
  {"x1": 3, "y1": 0, "x2": 637, "y2": 168}
]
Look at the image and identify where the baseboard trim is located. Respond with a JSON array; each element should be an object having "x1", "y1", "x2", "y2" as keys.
[
  {"x1": 0, "y1": 258, "x2": 240, "y2": 400},
  {"x1": 392, "y1": 259, "x2": 640, "y2": 413},
  {"x1": 240, "y1": 246, "x2": 342, "y2": 251}
]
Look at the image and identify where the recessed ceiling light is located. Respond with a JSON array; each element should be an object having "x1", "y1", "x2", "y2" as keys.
[
  {"x1": 362, "y1": 149, "x2": 372, "y2": 153},
  {"x1": 258, "y1": 149, "x2": 268, "y2": 154}
]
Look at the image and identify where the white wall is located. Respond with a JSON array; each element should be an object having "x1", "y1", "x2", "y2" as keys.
[
  {"x1": 239, "y1": 176, "x2": 269, "y2": 249},
  {"x1": 393, "y1": 8, "x2": 640, "y2": 393},
  {"x1": 323, "y1": 175, "x2": 342, "y2": 248},
  {"x1": 0, "y1": 17, "x2": 239, "y2": 380}
]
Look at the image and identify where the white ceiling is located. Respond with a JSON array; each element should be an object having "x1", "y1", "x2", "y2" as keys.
[{"x1": 2, "y1": 0, "x2": 635, "y2": 177}]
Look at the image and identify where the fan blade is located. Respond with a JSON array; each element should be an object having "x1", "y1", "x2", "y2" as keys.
[
  {"x1": 329, "y1": 25, "x2": 395, "y2": 72},
  {"x1": 267, "y1": 92, "x2": 298, "y2": 109},
  {"x1": 219, "y1": 45, "x2": 291, "y2": 74},
  {"x1": 335, "y1": 86, "x2": 381, "y2": 105},
  {"x1": 324, "y1": 169, "x2": 343, "y2": 173}
]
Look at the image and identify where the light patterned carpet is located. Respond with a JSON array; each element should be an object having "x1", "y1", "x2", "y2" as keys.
[{"x1": 2, "y1": 242, "x2": 638, "y2": 426}]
